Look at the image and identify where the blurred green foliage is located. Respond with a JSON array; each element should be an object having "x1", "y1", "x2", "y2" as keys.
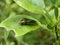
[{"x1": 0, "y1": 0, "x2": 59, "y2": 45}]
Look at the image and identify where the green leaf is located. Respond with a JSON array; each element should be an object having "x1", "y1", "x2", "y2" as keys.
[
  {"x1": 44, "y1": 0, "x2": 56, "y2": 7},
  {"x1": 0, "y1": 12, "x2": 48, "y2": 36},
  {"x1": 58, "y1": 8, "x2": 60, "y2": 17},
  {"x1": 44, "y1": 0, "x2": 56, "y2": 11},
  {"x1": 48, "y1": 9, "x2": 57, "y2": 26},
  {"x1": 58, "y1": 0, "x2": 60, "y2": 6},
  {"x1": 54, "y1": 7, "x2": 58, "y2": 19},
  {"x1": 5, "y1": 0, "x2": 12, "y2": 4},
  {"x1": 14, "y1": 0, "x2": 45, "y2": 14}
]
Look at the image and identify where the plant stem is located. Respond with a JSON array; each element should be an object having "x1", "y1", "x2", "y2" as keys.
[
  {"x1": 55, "y1": 25, "x2": 58, "y2": 40},
  {"x1": 54, "y1": 0, "x2": 58, "y2": 40}
]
